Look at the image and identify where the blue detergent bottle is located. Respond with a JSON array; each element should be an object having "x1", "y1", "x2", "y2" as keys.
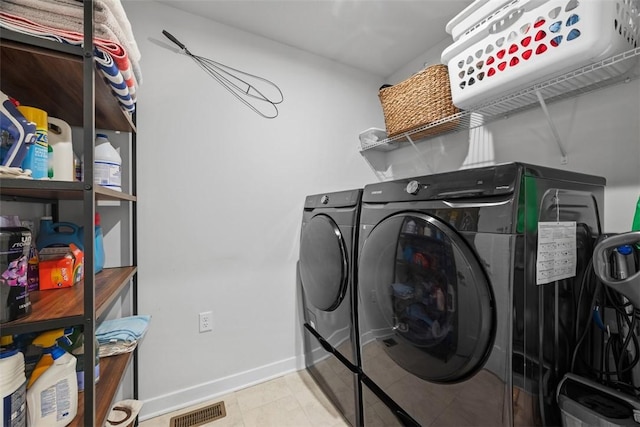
[
  {"x1": 36, "y1": 217, "x2": 83, "y2": 250},
  {"x1": 93, "y1": 213, "x2": 105, "y2": 273},
  {"x1": 37, "y1": 215, "x2": 104, "y2": 273},
  {"x1": 0, "y1": 93, "x2": 36, "y2": 168},
  {"x1": 76, "y1": 213, "x2": 105, "y2": 273}
]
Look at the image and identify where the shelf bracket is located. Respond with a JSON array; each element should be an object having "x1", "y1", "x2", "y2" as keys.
[
  {"x1": 405, "y1": 133, "x2": 433, "y2": 173},
  {"x1": 535, "y1": 89, "x2": 567, "y2": 165}
]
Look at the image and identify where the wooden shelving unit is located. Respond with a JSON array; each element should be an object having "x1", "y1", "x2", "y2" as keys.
[{"x1": 0, "y1": 2, "x2": 139, "y2": 424}]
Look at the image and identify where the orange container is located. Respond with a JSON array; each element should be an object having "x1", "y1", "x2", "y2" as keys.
[{"x1": 38, "y1": 244, "x2": 84, "y2": 290}]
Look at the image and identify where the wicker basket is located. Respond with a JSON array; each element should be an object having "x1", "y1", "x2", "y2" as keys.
[{"x1": 379, "y1": 64, "x2": 460, "y2": 141}]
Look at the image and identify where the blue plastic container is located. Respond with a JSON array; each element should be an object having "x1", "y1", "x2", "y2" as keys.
[
  {"x1": 36, "y1": 217, "x2": 83, "y2": 250},
  {"x1": 90, "y1": 213, "x2": 105, "y2": 273},
  {"x1": 0, "y1": 93, "x2": 36, "y2": 168},
  {"x1": 37, "y1": 216, "x2": 104, "y2": 273}
]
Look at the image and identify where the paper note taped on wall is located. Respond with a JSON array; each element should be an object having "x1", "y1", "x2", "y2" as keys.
[{"x1": 536, "y1": 222, "x2": 577, "y2": 285}]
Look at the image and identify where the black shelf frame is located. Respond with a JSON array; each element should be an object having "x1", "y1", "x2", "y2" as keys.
[{"x1": 0, "y1": 1, "x2": 139, "y2": 425}]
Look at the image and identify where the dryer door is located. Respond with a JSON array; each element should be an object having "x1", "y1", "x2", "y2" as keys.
[
  {"x1": 359, "y1": 212, "x2": 495, "y2": 383},
  {"x1": 300, "y1": 214, "x2": 349, "y2": 311}
]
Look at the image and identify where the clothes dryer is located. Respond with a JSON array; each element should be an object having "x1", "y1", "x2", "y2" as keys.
[
  {"x1": 299, "y1": 189, "x2": 363, "y2": 426},
  {"x1": 356, "y1": 163, "x2": 605, "y2": 426}
]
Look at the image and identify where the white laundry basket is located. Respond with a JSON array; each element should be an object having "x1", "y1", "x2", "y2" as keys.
[
  {"x1": 441, "y1": 0, "x2": 640, "y2": 110},
  {"x1": 446, "y1": 0, "x2": 513, "y2": 42}
]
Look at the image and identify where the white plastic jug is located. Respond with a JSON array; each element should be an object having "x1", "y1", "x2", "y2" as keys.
[
  {"x1": 94, "y1": 133, "x2": 122, "y2": 191},
  {"x1": 47, "y1": 117, "x2": 75, "y2": 182},
  {"x1": 0, "y1": 348, "x2": 27, "y2": 426},
  {"x1": 26, "y1": 347, "x2": 78, "y2": 427}
]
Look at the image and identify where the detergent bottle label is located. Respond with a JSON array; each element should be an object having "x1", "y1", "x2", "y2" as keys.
[
  {"x1": 94, "y1": 160, "x2": 121, "y2": 188},
  {"x1": 21, "y1": 142, "x2": 48, "y2": 179},
  {"x1": 18, "y1": 106, "x2": 48, "y2": 179}
]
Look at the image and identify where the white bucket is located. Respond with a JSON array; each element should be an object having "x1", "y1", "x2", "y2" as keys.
[{"x1": 48, "y1": 117, "x2": 75, "y2": 182}]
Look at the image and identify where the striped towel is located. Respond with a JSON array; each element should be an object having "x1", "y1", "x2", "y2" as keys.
[
  {"x1": 94, "y1": 48, "x2": 135, "y2": 112},
  {"x1": 0, "y1": 11, "x2": 137, "y2": 112}
]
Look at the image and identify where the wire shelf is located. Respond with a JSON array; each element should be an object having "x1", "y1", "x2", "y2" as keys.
[{"x1": 360, "y1": 46, "x2": 640, "y2": 152}]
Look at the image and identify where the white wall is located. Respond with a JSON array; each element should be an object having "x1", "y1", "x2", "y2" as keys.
[
  {"x1": 125, "y1": 1, "x2": 640, "y2": 421},
  {"x1": 124, "y1": 1, "x2": 382, "y2": 419}
]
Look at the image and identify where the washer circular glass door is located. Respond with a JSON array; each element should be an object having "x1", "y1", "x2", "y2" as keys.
[
  {"x1": 300, "y1": 214, "x2": 348, "y2": 312},
  {"x1": 359, "y1": 212, "x2": 495, "y2": 383}
]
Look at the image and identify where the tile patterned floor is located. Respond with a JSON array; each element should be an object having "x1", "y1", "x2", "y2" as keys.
[{"x1": 139, "y1": 370, "x2": 350, "y2": 427}]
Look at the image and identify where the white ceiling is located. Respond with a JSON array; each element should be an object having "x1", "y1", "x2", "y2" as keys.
[{"x1": 158, "y1": 0, "x2": 473, "y2": 77}]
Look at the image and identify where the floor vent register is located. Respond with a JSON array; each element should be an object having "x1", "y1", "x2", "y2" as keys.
[{"x1": 170, "y1": 401, "x2": 227, "y2": 427}]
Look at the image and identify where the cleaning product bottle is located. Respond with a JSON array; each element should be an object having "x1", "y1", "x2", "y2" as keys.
[
  {"x1": 58, "y1": 327, "x2": 99, "y2": 391},
  {"x1": 17, "y1": 105, "x2": 48, "y2": 180},
  {"x1": 47, "y1": 142, "x2": 54, "y2": 179},
  {"x1": 74, "y1": 152, "x2": 82, "y2": 182},
  {"x1": 26, "y1": 329, "x2": 65, "y2": 389},
  {"x1": 0, "y1": 92, "x2": 36, "y2": 169},
  {"x1": 47, "y1": 117, "x2": 75, "y2": 182},
  {"x1": 36, "y1": 216, "x2": 83, "y2": 251},
  {"x1": 633, "y1": 195, "x2": 640, "y2": 232},
  {"x1": 77, "y1": 213, "x2": 105, "y2": 273},
  {"x1": 20, "y1": 220, "x2": 39, "y2": 293},
  {"x1": 94, "y1": 213, "x2": 105, "y2": 273},
  {"x1": 632, "y1": 195, "x2": 640, "y2": 250},
  {"x1": 94, "y1": 133, "x2": 122, "y2": 191},
  {"x1": 38, "y1": 215, "x2": 104, "y2": 274},
  {"x1": 26, "y1": 329, "x2": 78, "y2": 427},
  {"x1": 0, "y1": 336, "x2": 27, "y2": 427}
]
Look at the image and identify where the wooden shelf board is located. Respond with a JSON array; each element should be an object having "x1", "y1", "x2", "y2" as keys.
[
  {"x1": 0, "y1": 266, "x2": 137, "y2": 335},
  {"x1": 0, "y1": 179, "x2": 136, "y2": 202},
  {"x1": 1, "y1": 36, "x2": 136, "y2": 132},
  {"x1": 71, "y1": 351, "x2": 135, "y2": 427}
]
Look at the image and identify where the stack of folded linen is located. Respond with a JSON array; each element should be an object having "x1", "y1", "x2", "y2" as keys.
[
  {"x1": 0, "y1": 0, "x2": 142, "y2": 114},
  {"x1": 96, "y1": 314, "x2": 151, "y2": 357}
]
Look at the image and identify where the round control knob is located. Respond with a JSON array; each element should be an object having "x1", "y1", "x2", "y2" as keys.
[
  {"x1": 406, "y1": 180, "x2": 420, "y2": 195},
  {"x1": 321, "y1": 195, "x2": 329, "y2": 204}
]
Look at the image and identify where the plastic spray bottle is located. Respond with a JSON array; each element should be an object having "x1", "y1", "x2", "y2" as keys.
[{"x1": 26, "y1": 329, "x2": 78, "y2": 426}]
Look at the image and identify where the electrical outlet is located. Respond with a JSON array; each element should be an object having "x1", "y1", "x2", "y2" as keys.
[{"x1": 199, "y1": 311, "x2": 213, "y2": 333}]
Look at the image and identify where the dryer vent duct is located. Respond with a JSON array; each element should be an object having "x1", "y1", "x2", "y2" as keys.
[{"x1": 169, "y1": 401, "x2": 226, "y2": 427}]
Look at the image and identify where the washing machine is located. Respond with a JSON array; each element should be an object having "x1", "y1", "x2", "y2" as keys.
[
  {"x1": 298, "y1": 189, "x2": 363, "y2": 426},
  {"x1": 356, "y1": 163, "x2": 605, "y2": 426}
]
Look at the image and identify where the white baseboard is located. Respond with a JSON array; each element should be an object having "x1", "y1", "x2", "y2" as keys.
[{"x1": 139, "y1": 355, "x2": 303, "y2": 421}]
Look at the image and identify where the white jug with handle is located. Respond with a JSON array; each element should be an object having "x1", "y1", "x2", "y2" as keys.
[{"x1": 47, "y1": 116, "x2": 74, "y2": 181}]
